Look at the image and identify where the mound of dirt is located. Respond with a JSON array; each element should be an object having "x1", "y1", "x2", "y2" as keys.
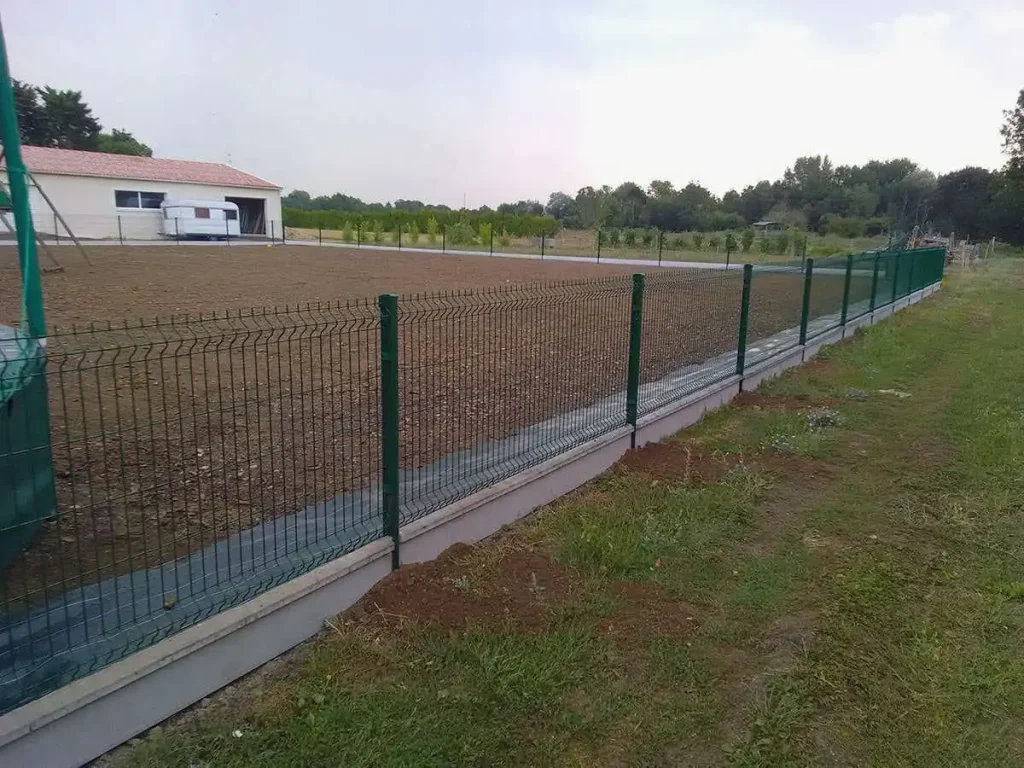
[
  {"x1": 618, "y1": 440, "x2": 741, "y2": 484},
  {"x1": 346, "y1": 538, "x2": 575, "y2": 632}
]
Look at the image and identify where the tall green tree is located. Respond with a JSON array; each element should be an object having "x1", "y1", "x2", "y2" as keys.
[
  {"x1": 36, "y1": 86, "x2": 101, "y2": 149},
  {"x1": 1000, "y1": 88, "x2": 1024, "y2": 171},
  {"x1": 96, "y1": 129, "x2": 152, "y2": 157},
  {"x1": 932, "y1": 167, "x2": 993, "y2": 240},
  {"x1": 12, "y1": 79, "x2": 45, "y2": 145}
]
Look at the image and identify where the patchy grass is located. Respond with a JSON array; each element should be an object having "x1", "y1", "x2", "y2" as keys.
[{"x1": 114, "y1": 260, "x2": 1024, "y2": 767}]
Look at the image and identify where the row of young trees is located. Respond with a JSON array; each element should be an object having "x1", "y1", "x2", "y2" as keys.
[
  {"x1": 13, "y1": 79, "x2": 153, "y2": 156},
  {"x1": 282, "y1": 206, "x2": 559, "y2": 238},
  {"x1": 286, "y1": 88, "x2": 1024, "y2": 246}
]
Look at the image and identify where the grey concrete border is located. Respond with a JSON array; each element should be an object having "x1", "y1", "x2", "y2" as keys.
[
  {"x1": 400, "y1": 427, "x2": 633, "y2": 565},
  {"x1": 634, "y1": 377, "x2": 740, "y2": 448},
  {"x1": 0, "y1": 538, "x2": 394, "y2": 768},
  {"x1": 741, "y1": 347, "x2": 805, "y2": 392},
  {"x1": 0, "y1": 279, "x2": 946, "y2": 768},
  {"x1": 804, "y1": 327, "x2": 844, "y2": 360},
  {"x1": 842, "y1": 312, "x2": 873, "y2": 338}
]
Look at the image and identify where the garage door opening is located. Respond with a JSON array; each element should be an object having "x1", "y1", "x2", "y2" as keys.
[{"x1": 224, "y1": 197, "x2": 266, "y2": 235}]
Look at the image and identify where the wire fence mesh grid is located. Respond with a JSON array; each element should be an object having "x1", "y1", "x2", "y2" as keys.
[{"x1": 0, "y1": 246, "x2": 945, "y2": 714}]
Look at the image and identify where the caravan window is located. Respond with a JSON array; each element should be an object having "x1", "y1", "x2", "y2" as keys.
[
  {"x1": 115, "y1": 190, "x2": 165, "y2": 209},
  {"x1": 195, "y1": 207, "x2": 211, "y2": 219},
  {"x1": 226, "y1": 209, "x2": 238, "y2": 220}
]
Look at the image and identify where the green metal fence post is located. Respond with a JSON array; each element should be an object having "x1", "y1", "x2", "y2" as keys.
[
  {"x1": 0, "y1": 26, "x2": 44, "y2": 336},
  {"x1": 625, "y1": 273, "x2": 645, "y2": 444},
  {"x1": 597, "y1": 229, "x2": 602, "y2": 263},
  {"x1": 357, "y1": 222, "x2": 361, "y2": 248},
  {"x1": 840, "y1": 254, "x2": 853, "y2": 325},
  {"x1": 799, "y1": 258, "x2": 814, "y2": 345},
  {"x1": 442, "y1": 223, "x2": 446, "y2": 253},
  {"x1": 891, "y1": 251, "x2": 900, "y2": 304},
  {"x1": 398, "y1": 224, "x2": 402, "y2": 250},
  {"x1": 541, "y1": 233, "x2": 546, "y2": 259},
  {"x1": 489, "y1": 226, "x2": 494, "y2": 255},
  {"x1": 869, "y1": 252, "x2": 880, "y2": 311},
  {"x1": 379, "y1": 293, "x2": 401, "y2": 570},
  {"x1": 736, "y1": 264, "x2": 753, "y2": 376},
  {"x1": 657, "y1": 230, "x2": 663, "y2": 265},
  {"x1": 318, "y1": 222, "x2": 322, "y2": 245}
]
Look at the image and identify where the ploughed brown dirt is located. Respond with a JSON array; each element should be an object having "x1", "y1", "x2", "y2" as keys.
[{"x1": 1, "y1": 245, "x2": 843, "y2": 610}]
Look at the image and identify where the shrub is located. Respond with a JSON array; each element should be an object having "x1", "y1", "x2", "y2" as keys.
[
  {"x1": 741, "y1": 228, "x2": 755, "y2": 253},
  {"x1": 608, "y1": 228, "x2": 621, "y2": 247},
  {"x1": 708, "y1": 234, "x2": 721, "y2": 250},
  {"x1": 759, "y1": 236, "x2": 772, "y2": 253},
  {"x1": 623, "y1": 229, "x2": 637, "y2": 247},
  {"x1": 479, "y1": 222, "x2": 493, "y2": 247},
  {"x1": 641, "y1": 229, "x2": 655, "y2": 247},
  {"x1": 426, "y1": 216, "x2": 439, "y2": 244},
  {"x1": 371, "y1": 220, "x2": 383, "y2": 243},
  {"x1": 409, "y1": 221, "x2": 420, "y2": 244},
  {"x1": 446, "y1": 220, "x2": 474, "y2": 245},
  {"x1": 776, "y1": 231, "x2": 791, "y2": 254},
  {"x1": 499, "y1": 228, "x2": 510, "y2": 247},
  {"x1": 692, "y1": 232, "x2": 705, "y2": 250},
  {"x1": 391, "y1": 226, "x2": 400, "y2": 244},
  {"x1": 724, "y1": 233, "x2": 737, "y2": 253},
  {"x1": 671, "y1": 235, "x2": 688, "y2": 249},
  {"x1": 341, "y1": 220, "x2": 354, "y2": 242}
]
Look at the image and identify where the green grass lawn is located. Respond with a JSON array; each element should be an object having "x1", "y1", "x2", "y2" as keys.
[{"x1": 115, "y1": 259, "x2": 1024, "y2": 767}]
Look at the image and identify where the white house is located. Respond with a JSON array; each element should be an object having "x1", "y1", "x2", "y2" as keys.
[{"x1": 3, "y1": 146, "x2": 282, "y2": 241}]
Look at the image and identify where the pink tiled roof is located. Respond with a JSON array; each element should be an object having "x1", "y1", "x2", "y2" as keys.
[{"x1": 3, "y1": 146, "x2": 279, "y2": 190}]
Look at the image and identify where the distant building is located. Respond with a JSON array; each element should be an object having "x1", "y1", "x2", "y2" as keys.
[
  {"x1": 2, "y1": 147, "x2": 282, "y2": 240},
  {"x1": 752, "y1": 220, "x2": 785, "y2": 234}
]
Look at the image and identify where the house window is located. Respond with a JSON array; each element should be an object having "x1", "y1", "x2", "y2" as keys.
[
  {"x1": 115, "y1": 190, "x2": 165, "y2": 209},
  {"x1": 225, "y1": 209, "x2": 238, "y2": 220},
  {"x1": 195, "y1": 207, "x2": 211, "y2": 219}
]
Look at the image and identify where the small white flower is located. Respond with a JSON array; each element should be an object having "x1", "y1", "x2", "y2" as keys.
[{"x1": 232, "y1": 730, "x2": 243, "y2": 738}]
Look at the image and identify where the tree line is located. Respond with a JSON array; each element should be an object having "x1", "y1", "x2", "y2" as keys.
[
  {"x1": 282, "y1": 192, "x2": 559, "y2": 237},
  {"x1": 13, "y1": 79, "x2": 152, "y2": 156},
  {"x1": 286, "y1": 88, "x2": 1024, "y2": 246}
]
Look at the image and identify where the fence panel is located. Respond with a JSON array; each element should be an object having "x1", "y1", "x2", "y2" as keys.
[
  {"x1": 638, "y1": 269, "x2": 744, "y2": 415},
  {"x1": 395, "y1": 277, "x2": 633, "y2": 524},
  {"x1": 0, "y1": 304, "x2": 381, "y2": 712},
  {"x1": 744, "y1": 261, "x2": 806, "y2": 367}
]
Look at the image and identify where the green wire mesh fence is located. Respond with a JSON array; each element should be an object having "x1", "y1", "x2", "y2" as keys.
[{"x1": 0, "y1": 247, "x2": 945, "y2": 713}]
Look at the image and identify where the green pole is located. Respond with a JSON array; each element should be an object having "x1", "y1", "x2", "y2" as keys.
[
  {"x1": 657, "y1": 230, "x2": 663, "y2": 265},
  {"x1": 907, "y1": 251, "x2": 916, "y2": 295},
  {"x1": 541, "y1": 233, "x2": 545, "y2": 259},
  {"x1": 625, "y1": 273, "x2": 645, "y2": 442},
  {"x1": 840, "y1": 254, "x2": 853, "y2": 325},
  {"x1": 0, "y1": 27, "x2": 45, "y2": 337},
  {"x1": 799, "y1": 258, "x2": 814, "y2": 345},
  {"x1": 891, "y1": 251, "x2": 900, "y2": 304},
  {"x1": 489, "y1": 225, "x2": 493, "y2": 255},
  {"x1": 357, "y1": 222, "x2": 361, "y2": 248},
  {"x1": 379, "y1": 293, "x2": 401, "y2": 570},
  {"x1": 596, "y1": 229, "x2": 601, "y2": 263},
  {"x1": 736, "y1": 264, "x2": 753, "y2": 375},
  {"x1": 442, "y1": 223, "x2": 446, "y2": 253},
  {"x1": 398, "y1": 223, "x2": 402, "y2": 250},
  {"x1": 869, "y1": 252, "x2": 880, "y2": 311}
]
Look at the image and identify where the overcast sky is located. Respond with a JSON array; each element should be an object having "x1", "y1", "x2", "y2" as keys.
[{"x1": 3, "y1": 1, "x2": 1022, "y2": 206}]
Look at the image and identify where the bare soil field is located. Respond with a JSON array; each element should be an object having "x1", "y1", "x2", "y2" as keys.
[
  {"x1": 0, "y1": 244, "x2": 643, "y2": 327},
  {"x1": 1, "y1": 245, "x2": 836, "y2": 617}
]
